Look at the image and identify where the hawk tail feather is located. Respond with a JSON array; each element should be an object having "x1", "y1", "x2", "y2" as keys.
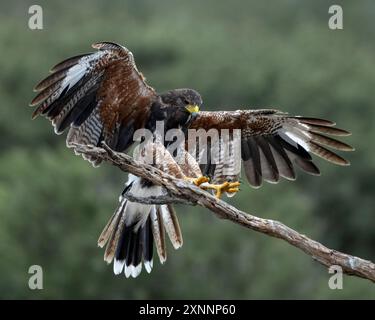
[{"x1": 97, "y1": 175, "x2": 183, "y2": 278}]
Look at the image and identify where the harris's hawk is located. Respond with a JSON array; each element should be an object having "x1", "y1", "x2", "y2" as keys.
[{"x1": 30, "y1": 42, "x2": 353, "y2": 278}]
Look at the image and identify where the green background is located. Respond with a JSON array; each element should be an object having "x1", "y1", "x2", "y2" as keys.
[{"x1": 0, "y1": 0, "x2": 374, "y2": 299}]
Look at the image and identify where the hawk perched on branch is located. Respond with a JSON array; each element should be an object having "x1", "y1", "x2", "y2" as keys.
[{"x1": 30, "y1": 42, "x2": 353, "y2": 278}]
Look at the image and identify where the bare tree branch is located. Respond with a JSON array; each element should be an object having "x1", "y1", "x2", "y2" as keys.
[{"x1": 73, "y1": 142, "x2": 375, "y2": 283}]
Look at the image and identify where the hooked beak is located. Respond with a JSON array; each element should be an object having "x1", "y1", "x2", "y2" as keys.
[{"x1": 185, "y1": 104, "x2": 200, "y2": 114}]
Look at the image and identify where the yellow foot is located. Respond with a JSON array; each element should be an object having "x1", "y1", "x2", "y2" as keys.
[
  {"x1": 202, "y1": 181, "x2": 240, "y2": 199},
  {"x1": 185, "y1": 176, "x2": 210, "y2": 186}
]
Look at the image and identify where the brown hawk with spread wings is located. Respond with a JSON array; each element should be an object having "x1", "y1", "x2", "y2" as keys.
[{"x1": 30, "y1": 42, "x2": 353, "y2": 278}]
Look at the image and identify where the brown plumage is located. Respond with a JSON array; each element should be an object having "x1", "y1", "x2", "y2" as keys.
[
  {"x1": 30, "y1": 41, "x2": 354, "y2": 278},
  {"x1": 31, "y1": 42, "x2": 158, "y2": 166},
  {"x1": 189, "y1": 110, "x2": 353, "y2": 187}
]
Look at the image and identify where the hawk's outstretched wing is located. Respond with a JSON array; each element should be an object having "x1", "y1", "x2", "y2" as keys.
[
  {"x1": 30, "y1": 42, "x2": 157, "y2": 165},
  {"x1": 189, "y1": 109, "x2": 354, "y2": 188}
]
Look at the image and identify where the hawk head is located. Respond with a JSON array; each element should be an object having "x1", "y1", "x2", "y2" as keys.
[{"x1": 155, "y1": 88, "x2": 202, "y2": 131}]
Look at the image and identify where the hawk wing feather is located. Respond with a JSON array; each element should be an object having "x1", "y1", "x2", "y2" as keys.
[
  {"x1": 189, "y1": 110, "x2": 353, "y2": 189},
  {"x1": 30, "y1": 41, "x2": 157, "y2": 166}
]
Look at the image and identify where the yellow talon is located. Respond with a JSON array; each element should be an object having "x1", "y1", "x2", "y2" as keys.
[
  {"x1": 202, "y1": 181, "x2": 241, "y2": 199},
  {"x1": 185, "y1": 176, "x2": 210, "y2": 186}
]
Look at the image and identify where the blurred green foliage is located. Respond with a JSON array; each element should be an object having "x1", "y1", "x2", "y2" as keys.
[{"x1": 0, "y1": 0, "x2": 374, "y2": 299}]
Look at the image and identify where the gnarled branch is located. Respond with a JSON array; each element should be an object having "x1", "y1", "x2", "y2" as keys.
[{"x1": 73, "y1": 142, "x2": 375, "y2": 283}]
